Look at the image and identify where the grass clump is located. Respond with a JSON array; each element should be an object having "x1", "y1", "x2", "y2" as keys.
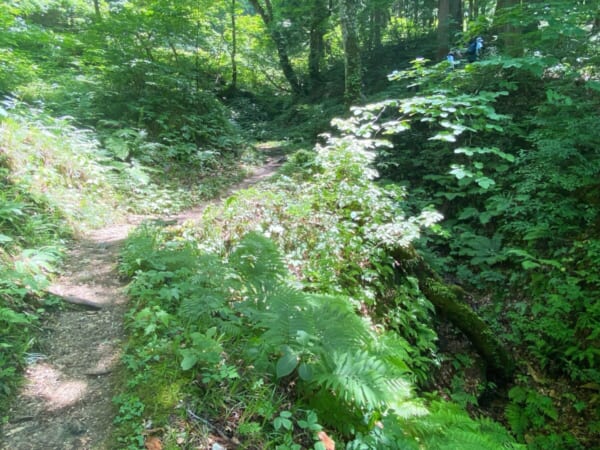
[{"x1": 0, "y1": 100, "x2": 123, "y2": 229}]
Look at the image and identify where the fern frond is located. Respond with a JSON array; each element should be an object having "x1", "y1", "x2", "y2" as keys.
[
  {"x1": 190, "y1": 254, "x2": 229, "y2": 288},
  {"x1": 314, "y1": 350, "x2": 394, "y2": 409},
  {"x1": 438, "y1": 429, "x2": 509, "y2": 450},
  {"x1": 228, "y1": 232, "x2": 286, "y2": 292},
  {"x1": 389, "y1": 400, "x2": 429, "y2": 419},
  {"x1": 152, "y1": 245, "x2": 198, "y2": 272},
  {"x1": 307, "y1": 295, "x2": 373, "y2": 352},
  {"x1": 256, "y1": 285, "x2": 311, "y2": 349},
  {"x1": 505, "y1": 402, "x2": 527, "y2": 440},
  {"x1": 368, "y1": 331, "x2": 412, "y2": 376},
  {"x1": 178, "y1": 287, "x2": 228, "y2": 323},
  {"x1": 217, "y1": 319, "x2": 243, "y2": 338}
]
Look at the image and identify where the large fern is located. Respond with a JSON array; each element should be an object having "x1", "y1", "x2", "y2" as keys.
[
  {"x1": 401, "y1": 401, "x2": 524, "y2": 450},
  {"x1": 221, "y1": 233, "x2": 416, "y2": 419},
  {"x1": 314, "y1": 350, "x2": 411, "y2": 409},
  {"x1": 304, "y1": 295, "x2": 372, "y2": 353},
  {"x1": 252, "y1": 284, "x2": 311, "y2": 347},
  {"x1": 119, "y1": 223, "x2": 199, "y2": 277},
  {"x1": 228, "y1": 231, "x2": 287, "y2": 293}
]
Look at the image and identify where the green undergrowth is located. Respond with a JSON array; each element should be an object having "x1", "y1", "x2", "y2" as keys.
[
  {"x1": 0, "y1": 171, "x2": 66, "y2": 416},
  {"x1": 0, "y1": 98, "x2": 249, "y2": 421},
  {"x1": 0, "y1": 100, "x2": 123, "y2": 228},
  {"x1": 115, "y1": 130, "x2": 521, "y2": 449},
  {"x1": 0, "y1": 100, "x2": 120, "y2": 416},
  {"x1": 357, "y1": 22, "x2": 600, "y2": 447}
]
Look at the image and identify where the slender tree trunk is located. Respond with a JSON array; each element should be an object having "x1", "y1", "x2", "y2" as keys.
[
  {"x1": 437, "y1": 0, "x2": 462, "y2": 59},
  {"x1": 393, "y1": 247, "x2": 515, "y2": 384},
  {"x1": 231, "y1": 0, "x2": 238, "y2": 89},
  {"x1": 339, "y1": 0, "x2": 362, "y2": 105},
  {"x1": 450, "y1": 0, "x2": 462, "y2": 35},
  {"x1": 168, "y1": 41, "x2": 179, "y2": 62},
  {"x1": 135, "y1": 32, "x2": 154, "y2": 62},
  {"x1": 93, "y1": 0, "x2": 101, "y2": 18},
  {"x1": 308, "y1": 0, "x2": 329, "y2": 88},
  {"x1": 367, "y1": 7, "x2": 386, "y2": 52},
  {"x1": 493, "y1": 0, "x2": 522, "y2": 56},
  {"x1": 436, "y1": 0, "x2": 450, "y2": 59},
  {"x1": 249, "y1": 0, "x2": 302, "y2": 94}
]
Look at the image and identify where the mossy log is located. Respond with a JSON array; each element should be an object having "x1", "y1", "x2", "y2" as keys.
[{"x1": 393, "y1": 247, "x2": 515, "y2": 385}]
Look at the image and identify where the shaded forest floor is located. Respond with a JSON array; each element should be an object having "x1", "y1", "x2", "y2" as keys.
[{"x1": 1, "y1": 145, "x2": 286, "y2": 450}]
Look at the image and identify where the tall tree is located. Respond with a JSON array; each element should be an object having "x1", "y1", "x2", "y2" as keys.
[
  {"x1": 362, "y1": 0, "x2": 391, "y2": 51},
  {"x1": 248, "y1": 0, "x2": 303, "y2": 94},
  {"x1": 308, "y1": 0, "x2": 330, "y2": 87},
  {"x1": 93, "y1": 0, "x2": 101, "y2": 18},
  {"x1": 493, "y1": 0, "x2": 521, "y2": 55},
  {"x1": 339, "y1": 0, "x2": 362, "y2": 104},
  {"x1": 437, "y1": 0, "x2": 450, "y2": 58},
  {"x1": 436, "y1": 0, "x2": 462, "y2": 59},
  {"x1": 230, "y1": 0, "x2": 238, "y2": 89}
]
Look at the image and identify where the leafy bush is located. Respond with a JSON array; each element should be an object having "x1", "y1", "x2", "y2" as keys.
[
  {"x1": 115, "y1": 124, "x2": 519, "y2": 448},
  {"x1": 361, "y1": 12, "x2": 600, "y2": 445},
  {"x1": 118, "y1": 223, "x2": 519, "y2": 448}
]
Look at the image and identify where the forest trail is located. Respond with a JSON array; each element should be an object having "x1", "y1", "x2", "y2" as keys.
[{"x1": 1, "y1": 146, "x2": 285, "y2": 450}]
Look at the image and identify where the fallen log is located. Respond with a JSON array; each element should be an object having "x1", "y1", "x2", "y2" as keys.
[{"x1": 393, "y1": 247, "x2": 514, "y2": 385}]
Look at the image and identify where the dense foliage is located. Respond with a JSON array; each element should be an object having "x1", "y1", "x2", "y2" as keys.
[
  {"x1": 116, "y1": 134, "x2": 519, "y2": 449},
  {"x1": 358, "y1": 3, "x2": 600, "y2": 446}
]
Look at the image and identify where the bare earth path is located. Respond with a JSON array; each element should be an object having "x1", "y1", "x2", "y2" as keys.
[{"x1": 1, "y1": 149, "x2": 284, "y2": 450}]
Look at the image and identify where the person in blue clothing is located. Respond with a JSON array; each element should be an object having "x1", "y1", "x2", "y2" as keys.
[
  {"x1": 466, "y1": 36, "x2": 484, "y2": 62},
  {"x1": 446, "y1": 49, "x2": 460, "y2": 70}
]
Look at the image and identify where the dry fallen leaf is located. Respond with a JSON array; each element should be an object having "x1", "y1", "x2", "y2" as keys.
[
  {"x1": 317, "y1": 431, "x2": 335, "y2": 450},
  {"x1": 145, "y1": 436, "x2": 163, "y2": 450}
]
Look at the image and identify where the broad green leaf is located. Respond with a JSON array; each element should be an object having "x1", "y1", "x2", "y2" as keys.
[
  {"x1": 180, "y1": 349, "x2": 198, "y2": 370},
  {"x1": 449, "y1": 165, "x2": 472, "y2": 180},
  {"x1": 475, "y1": 176, "x2": 495, "y2": 189},
  {"x1": 522, "y1": 260, "x2": 540, "y2": 270},
  {"x1": 429, "y1": 132, "x2": 456, "y2": 142},
  {"x1": 276, "y1": 350, "x2": 299, "y2": 378},
  {"x1": 298, "y1": 362, "x2": 314, "y2": 381}
]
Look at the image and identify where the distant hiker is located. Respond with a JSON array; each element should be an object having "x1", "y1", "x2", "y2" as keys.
[
  {"x1": 466, "y1": 36, "x2": 484, "y2": 62},
  {"x1": 447, "y1": 49, "x2": 460, "y2": 69}
]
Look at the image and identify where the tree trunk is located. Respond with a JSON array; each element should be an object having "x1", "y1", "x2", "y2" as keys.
[
  {"x1": 436, "y1": 0, "x2": 450, "y2": 59},
  {"x1": 339, "y1": 0, "x2": 362, "y2": 105},
  {"x1": 230, "y1": 0, "x2": 238, "y2": 89},
  {"x1": 308, "y1": 0, "x2": 329, "y2": 88},
  {"x1": 367, "y1": 6, "x2": 387, "y2": 52},
  {"x1": 394, "y1": 247, "x2": 515, "y2": 385},
  {"x1": 436, "y1": 0, "x2": 462, "y2": 59},
  {"x1": 249, "y1": 0, "x2": 302, "y2": 94},
  {"x1": 493, "y1": 0, "x2": 522, "y2": 56},
  {"x1": 93, "y1": 0, "x2": 101, "y2": 18},
  {"x1": 468, "y1": 0, "x2": 475, "y2": 21},
  {"x1": 450, "y1": 0, "x2": 462, "y2": 36}
]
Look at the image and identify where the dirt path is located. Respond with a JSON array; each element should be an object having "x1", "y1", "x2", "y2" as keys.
[{"x1": 1, "y1": 149, "x2": 285, "y2": 450}]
